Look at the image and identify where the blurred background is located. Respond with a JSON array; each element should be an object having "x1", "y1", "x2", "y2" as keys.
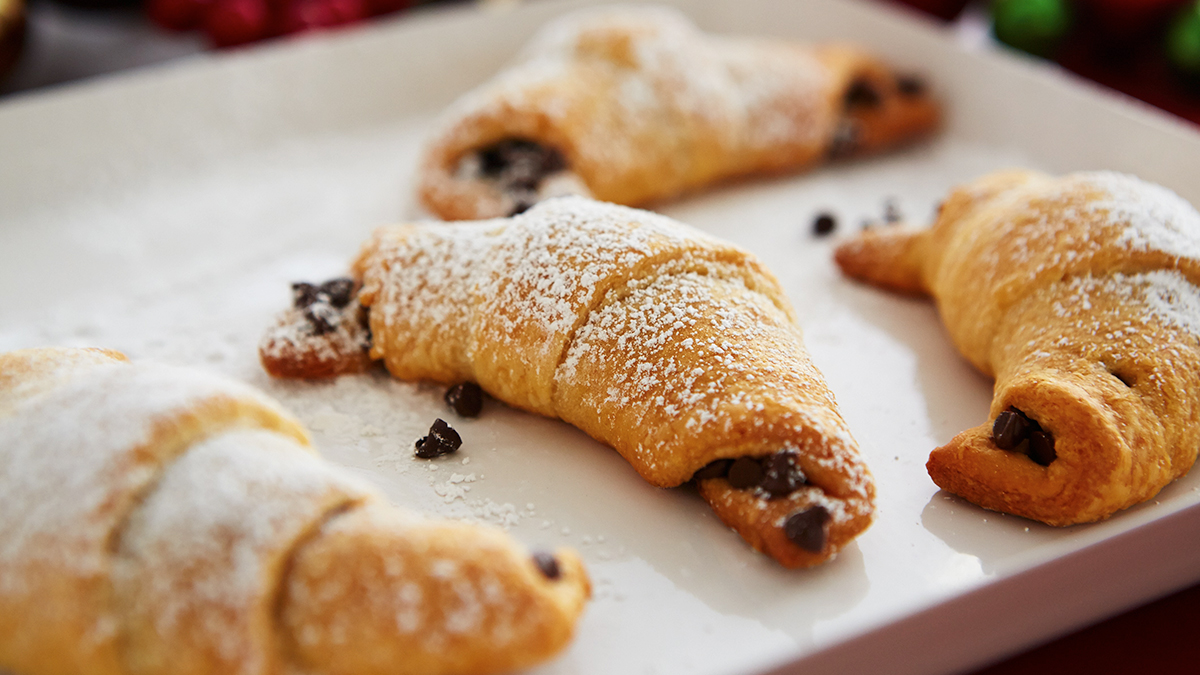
[
  {"x1": 0, "y1": 0, "x2": 1197, "y2": 673},
  {"x1": 1, "y1": 0, "x2": 1200, "y2": 127}
]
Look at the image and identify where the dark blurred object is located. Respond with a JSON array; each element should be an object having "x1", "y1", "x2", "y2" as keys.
[
  {"x1": 967, "y1": 579, "x2": 1200, "y2": 675},
  {"x1": 49, "y1": 0, "x2": 141, "y2": 10},
  {"x1": 1166, "y1": 0, "x2": 1200, "y2": 77},
  {"x1": 985, "y1": 0, "x2": 1200, "y2": 125},
  {"x1": 0, "y1": 0, "x2": 25, "y2": 80},
  {"x1": 148, "y1": 0, "x2": 410, "y2": 47},
  {"x1": 991, "y1": 0, "x2": 1075, "y2": 57},
  {"x1": 886, "y1": 0, "x2": 971, "y2": 21}
]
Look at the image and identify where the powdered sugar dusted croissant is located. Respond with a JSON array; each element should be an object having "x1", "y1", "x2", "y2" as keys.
[
  {"x1": 417, "y1": 6, "x2": 939, "y2": 220},
  {"x1": 835, "y1": 170, "x2": 1200, "y2": 525},
  {"x1": 0, "y1": 347, "x2": 588, "y2": 675},
  {"x1": 261, "y1": 197, "x2": 875, "y2": 568}
]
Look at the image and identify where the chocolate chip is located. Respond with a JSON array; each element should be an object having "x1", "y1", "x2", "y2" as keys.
[
  {"x1": 304, "y1": 302, "x2": 340, "y2": 336},
  {"x1": 784, "y1": 506, "x2": 831, "y2": 553},
  {"x1": 445, "y1": 382, "x2": 483, "y2": 418},
  {"x1": 992, "y1": 408, "x2": 1031, "y2": 450},
  {"x1": 414, "y1": 418, "x2": 462, "y2": 459},
  {"x1": 812, "y1": 212, "x2": 837, "y2": 236},
  {"x1": 883, "y1": 198, "x2": 903, "y2": 224},
  {"x1": 292, "y1": 282, "x2": 320, "y2": 309},
  {"x1": 693, "y1": 458, "x2": 733, "y2": 481},
  {"x1": 844, "y1": 79, "x2": 882, "y2": 109},
  {"x1": 1028, "y1": 430, "x2": 1057, "y2": 466},
  {"x1": 760, "y1": 451, "x2": 806, "y2": 498},
  {"x1": 828, "y1": 120, "x2": 860, "y2": 158},
  {"x1": 320, "y1": 278, "x2": 355, "y2": 308},
  {"x1": 727, "y1": 457, "x2": 764, "y2": 490},
  {"x1": 532, "y1": 551, "x2": 560, "y2": 580},
  {"x1": 896, "y1": 74, "x2": 927, "y2": 97},
  {"x1": 509, "y1": 200, "x2": 534, "y2": 216},
  {"x1": 476, "y1": 139, "x2": 567, "y2": 192}
]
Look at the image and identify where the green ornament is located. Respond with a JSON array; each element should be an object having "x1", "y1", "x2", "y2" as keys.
[
  {"x1": 991, "y1": 0, "x2": 1074, "y2": 59},
  {"x1": 1166, "y1": 2, "x2": 1200, "y2": 76}
]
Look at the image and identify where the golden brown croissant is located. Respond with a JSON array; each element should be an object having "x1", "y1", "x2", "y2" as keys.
[
  {"x1": 835, "y1": 169, "x2": 1200, "y2": 526},
  {"x1": 261, "y1": 196, "x2": 875, "y2": 568},
  {"x1": 0, "y1": 347, "x2": 588, "y2": 675},
  {"x1": 417, "y1": 6, "x2": 940, "y2": 220}
]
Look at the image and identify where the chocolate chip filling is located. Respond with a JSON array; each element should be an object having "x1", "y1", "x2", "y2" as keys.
[
  {"x1": 812, "y1": 212, "x2": 837, "y2": 236},
  {"x1": 697, "y1": 451, "x2": 808, "y2": 498},
  {"x1": 896, "y1": 74, "x2": 927, "y2": 97},
  {"x1": 844, "y1": 79, "x2": 882, "y2": 109},
  {"x1": 693, "y1": 458, "x2": 734, "y2": 481},
  {"x1": 532, "y1": 551, "x2": 561, "y2": 580},
  {"x1": 473, "y1": 138, "x2": 568, "y2": 216},
  {"x1": 303, "y1": 302, "x2": 340, "y2": 336},
  {"x1": 415, "y1": 418, "x2": 462, "y2": 459},
  {"x1": 445, "y1": 382, "x2": 484, "y2": 418},
  {"x1": 760, "y1": 451, "x2": 806, "y2": 497},
  {"x1": 320, "y1": 278, "x2": 355, "y2": 308},
  {"x1": 727, "y1": 457, "x2": 765, "y2": 490},
  {"x1": 991, "y1": 407, "x2": 1056, "y2": 466},
  {"x1": 292, "y1": 282, "x2": 321, "y2": 309},
  {"x1": 784, "y1": 506, "x2": 831, "y2": 553},
  {"x1": 292, "y1": 277, "x2": 360, "y2": 336}
]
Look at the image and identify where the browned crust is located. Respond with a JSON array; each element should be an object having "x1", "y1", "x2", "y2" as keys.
[{"x1": 416, "y1": 15, "x2": 940, "y2": 221}]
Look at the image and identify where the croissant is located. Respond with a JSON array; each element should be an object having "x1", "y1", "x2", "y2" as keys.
[
  {"x1": 416, "y1": 5, "x2": 940, "y2": 220},
  {"x1": 261, "y1": 196, "x2": 875, "y2": 568},
  {"x1": 834, "y1": 169, "x2": 1200, "y2": 526},
  {"x1": 0, "y1": 347, "x2": 589, "y2": 675}
]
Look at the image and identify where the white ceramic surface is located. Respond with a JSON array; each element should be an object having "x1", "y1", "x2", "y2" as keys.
[{"x1": 2, "y1": 1, "x2": 1200, "y2": 674}]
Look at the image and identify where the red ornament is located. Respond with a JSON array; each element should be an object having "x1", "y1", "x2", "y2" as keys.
[{"x1": 204, "y1": 0, "x2": 273, "y2": 47}]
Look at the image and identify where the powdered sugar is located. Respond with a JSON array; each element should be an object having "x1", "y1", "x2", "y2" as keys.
[{"x1": 1076, "y1": 172, "x2": 1200, "y2": 262}]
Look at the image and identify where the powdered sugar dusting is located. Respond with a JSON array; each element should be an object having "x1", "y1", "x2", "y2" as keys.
[
  {"x1": 113, "y1": 428, "x2": 376, "y2": 675},
  {"x1": 359, "y1": 196, "x2": 739, "y2": 412},
  {"x1": 425, "y1": 5, "x2": 831, "y2": 210},
  {"x1": 1078, "y1": 172, "x2": 1200, "y2": 262}
]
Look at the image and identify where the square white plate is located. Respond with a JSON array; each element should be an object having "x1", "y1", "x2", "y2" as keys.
[{"x1": 3, "y1": 1, "x2": 1200, "y2": 674}]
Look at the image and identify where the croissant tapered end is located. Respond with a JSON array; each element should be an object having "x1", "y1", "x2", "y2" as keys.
[
  {"x1": 281, "y1": 503, "x2": 590, "y2": 675},
  {"x1": 926, "y1": 378, "x2": 1133, "y2": 527},
  {"x1": 833, "y1": 225, "x2": 929, "y2": 296}
]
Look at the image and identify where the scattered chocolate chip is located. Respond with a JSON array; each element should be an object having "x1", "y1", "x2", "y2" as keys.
[
  {"x1": 509, "y1": 200, "x2": 534, "y2": 217},
  {"x1": 844, "y1": 78, "x2": 882, "y2": 109},
  {"x1": 415, "y1": 418, "x2": 462, "y2": 459},
  {"x1": 727, "y1": 457, "x2": 764, "y2": 490},
  {"x1": 445, "y1": 382, "x2": 484, "y2": 418},
  {"x1": 896, "y1": 74, "x2": 927, "y2": 97},
  {"x1": 693, "y1": 458, "x2": 734, "y2": 481},
  {"x1": 304, "y1": 302, "x2": 340, "y2": 336},
  {"x1": 1028, "y1": 430, "x2": 1057, "y2": 466},
  {"x1": 812, "y1": 212, "x2": 837, "y2": 236},
  {"x1": 784, "y1": 506, "x2": 831, "y2": 553},
  {"x1": 532, "y1": 551, "x2": 561, "y2": 580},
  {"x1": 992, "y1": 408, "x2": 1031, "y2": 451},
  {"x1": 320, "y1": 278, "x2": 355, "y2": 308},
  {"x1": 292, "y1": 282, "x2": 320, "y2": 309},
  {"x1": 759, "y1": 451, "x2": 806, "y2": 498},
  {"x1": 828, "y1": 120, "x2": 860, "y2": 158},
  {"x1": 883, "y1": 198, "x2": 903, "y2": 224}
]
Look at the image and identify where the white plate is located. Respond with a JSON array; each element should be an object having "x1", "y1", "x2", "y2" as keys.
[{"x1": 3, "y1": 1, "x2": 1200, "y2": 674}]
